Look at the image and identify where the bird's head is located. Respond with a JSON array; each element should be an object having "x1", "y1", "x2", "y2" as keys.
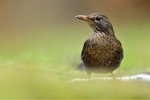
[{"x1": 75, "y1": 13, "x2": 114, "y2": 35}]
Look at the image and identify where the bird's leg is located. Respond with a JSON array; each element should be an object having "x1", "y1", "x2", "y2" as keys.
[
  {"x1": 87, "y1": 71, "x2": 91, "y2": 80},
  {"x1": 111, "y1": 72, "x2": 116, "y2": 80}
]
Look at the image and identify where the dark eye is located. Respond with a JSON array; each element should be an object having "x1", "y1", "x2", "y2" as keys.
[{"x1": 96, "y1": 17, "x2": 101, "y2": 21}]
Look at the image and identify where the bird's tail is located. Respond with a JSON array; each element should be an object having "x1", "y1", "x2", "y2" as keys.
[{"x1": 76, "y1": 62, "x2": 85, "y2": 71}]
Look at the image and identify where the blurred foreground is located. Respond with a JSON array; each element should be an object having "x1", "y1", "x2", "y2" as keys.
[{"x1": 0, "y1": 69, "x2": 150, "y2": 99}]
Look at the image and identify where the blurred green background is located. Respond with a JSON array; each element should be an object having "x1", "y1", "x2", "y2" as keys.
[{"x1": 0, "y1": 0, "x2": 150, "y2": 99}]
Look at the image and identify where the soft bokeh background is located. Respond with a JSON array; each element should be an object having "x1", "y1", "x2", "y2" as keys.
[{"x1": 0, "y1": 0, "x2": 150, "y2": 99}]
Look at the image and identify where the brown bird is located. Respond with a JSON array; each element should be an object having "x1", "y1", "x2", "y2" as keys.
[{"x1": 75, "y1": 13, "x2": 123, "y2": 79}]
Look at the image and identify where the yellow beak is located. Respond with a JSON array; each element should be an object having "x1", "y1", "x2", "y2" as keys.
[{"x1": 75, "y1": 15, "x2": 89, "y2": 21}]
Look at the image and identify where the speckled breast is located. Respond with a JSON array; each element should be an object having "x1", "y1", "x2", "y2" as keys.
[{"x1": 82, "y1": 33, "x2": 123, "y2": 73}]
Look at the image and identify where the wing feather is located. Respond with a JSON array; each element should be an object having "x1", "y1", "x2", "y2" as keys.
[{"x1": 81, "y1": 40, "x2": 89, "y2": 60}]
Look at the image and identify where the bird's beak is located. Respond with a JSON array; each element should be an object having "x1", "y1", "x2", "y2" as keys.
[{"x1": 75, "y1": 15, "x2": 89, "y2": 21}]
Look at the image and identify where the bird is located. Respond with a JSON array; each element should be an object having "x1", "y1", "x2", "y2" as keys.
[{"x1": 75, "y1": 13, "x2": 123, "y2": 79}]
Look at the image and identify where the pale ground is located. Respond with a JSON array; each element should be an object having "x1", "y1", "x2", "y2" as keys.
[{"x1": 70, "y1": 74, "x2": 150, "y2": 82}]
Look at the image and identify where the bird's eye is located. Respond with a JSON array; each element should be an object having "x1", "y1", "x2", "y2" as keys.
[{"x1": 96, "y1": 17, "x2": 101, "y2": 21}]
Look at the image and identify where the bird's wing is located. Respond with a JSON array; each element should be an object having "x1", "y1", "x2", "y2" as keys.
[{"x1": 81, "y1": 40, "x2": 89, "y2": 59}]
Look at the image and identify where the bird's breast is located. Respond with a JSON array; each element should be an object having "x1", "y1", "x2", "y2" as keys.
[{"x1": 82, "y1": 33, "x2": 123, "y2": 70}]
